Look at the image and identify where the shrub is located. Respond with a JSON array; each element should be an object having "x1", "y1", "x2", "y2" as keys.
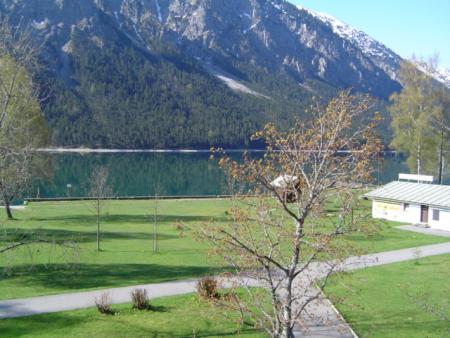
[
  {"x1": 174, "y1": 222, "x2": 186, "y2": 237},
  {"x1": 95, "y1": 292, "x2": 114, "y2": 314},
  {"x1": 196, "y1": 277, "x2": 219, "y2": 300},
  {"x1": 131, "y1": 288, "x2": 150, "y2": 310}
]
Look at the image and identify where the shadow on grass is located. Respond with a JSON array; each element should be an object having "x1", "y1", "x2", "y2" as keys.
[
  {"x1": 147, "y1": 304, "x2": 169, "y2": 312},
  {"x1": 27, "y1": 214, "x2": 228, "y2": 225},
  {"x1": 0, "y1": 312, "x2": 88, "y2": 337},
  {"x1": 0, "y1": 228, "x2": 179, "y2": 243},
  {"x1": 0, "y1": 310, "x2": 260, "y2": 338},
  {"x1": 0, "y1": 263, "x2": 226, "y2": 293}
]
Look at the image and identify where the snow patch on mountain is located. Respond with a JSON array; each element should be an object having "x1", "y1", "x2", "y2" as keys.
[
  {"x1": 32, "y1": 18, "x2": 50, "y2": 30},
  {"x1": 215, "y1": 74, "x2": 270, "y2": 99},
  {"x1": 304, "y1": 9, "x2": 393, "y2": 58},
  {"x1": 206, "y1": 66, "x2": 270, "y2": 99},
  {"x1": 155, "y1": 0, "x2": 162, "y2": 22},
  {"x1": 435, "y1": 68, "x2": 450, "y2": 88},
  {"x1": 297, "y1": 5, "x2": 400, "y2": 81},
  {"x1": 415, "y1": 62, "x2": 450, "y2": 88},
  {"x1": 297, "y1": 5, "x2": 450, "y2": 88},
  {"x1": 133, "y1": 24, "x2": 145, "y2": 43}
]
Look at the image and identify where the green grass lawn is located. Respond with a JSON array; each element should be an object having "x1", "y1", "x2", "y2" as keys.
[
  {"x1": 0, "y1": 199, "x2": 231, "y2": 300},
  {"x1": 0, "y1": 198, "x2": 448, "y2": 300},
  {"x1": 325, "y1": 254, "x2": 450, "y2": 338},
  {"x1": 0, "y1": 292, "x2": 266, "y2": 338}
]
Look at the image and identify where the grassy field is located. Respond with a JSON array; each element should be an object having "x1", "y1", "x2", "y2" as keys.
[
  {"x1": 2, "y1": 256, "x2": 449, "y2": 338},
  {"x1": 326, "y1": 254, "x2": 450, "y2": 338},
  {"x1": 0, "y1": 198, "x2": 448, "y2": 300},
  {"x1": 0, "y1": 292, "x2": 266, "y2": 338}
]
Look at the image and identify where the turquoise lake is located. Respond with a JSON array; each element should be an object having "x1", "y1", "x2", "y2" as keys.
[{"x1": 26, "y1": 152, "x2": 444, "y2": 199}]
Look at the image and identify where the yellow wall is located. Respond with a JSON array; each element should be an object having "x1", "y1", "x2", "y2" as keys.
[{"x1": 373, "y1": 201, "x2": 402, "y2": 212}]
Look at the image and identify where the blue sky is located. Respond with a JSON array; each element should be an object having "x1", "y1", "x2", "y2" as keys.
[{"x1": 290, "y1": 0, "x2": 450, "y2": 69}]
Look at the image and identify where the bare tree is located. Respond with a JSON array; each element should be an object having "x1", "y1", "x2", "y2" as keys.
[
  {"x1": 88, "y1": 166, "x2": 112, "y2": 251},
  {"x1": 153, "y1": 187, "x2": 159, "y2": 254},
  {"x1": 150, "y1": 178, "x2": 164, "y2": 254},
  {"x1": 0, "y1": 18, "x2": 49, "y2": 219},
  {"x1": 201, "y1": 91, "x2": 382, "y2": 337}
]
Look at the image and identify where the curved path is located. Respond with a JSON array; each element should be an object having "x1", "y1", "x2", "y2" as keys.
[{"x1": 0, "y1": 228, "x2": 449, "y2": 338}]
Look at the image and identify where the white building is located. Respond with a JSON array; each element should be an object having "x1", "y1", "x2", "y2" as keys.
[
  {"x1": 363, "y1": 180, "x2": 450, "y2": 232},
  {"x1": 270, "y1": 175, "x2": 300, "y2": 203}
]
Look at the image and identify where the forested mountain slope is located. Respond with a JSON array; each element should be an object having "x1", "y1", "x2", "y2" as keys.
[{"x1": 0, "y1": 0, "x2": 415, "y2": 148}]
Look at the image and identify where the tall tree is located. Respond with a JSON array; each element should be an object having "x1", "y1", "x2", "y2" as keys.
[
  {"x1": 201, "y1": 92, "x2": 382, "y2": 338},
  {"x1": 0, "y1": 19, "x2": 49, "y2": 219},
  {"x1": 389, "y1": 60, "x2": 443, "y2": 176},
  {"x1": 434, "y1": 83, "x2": 450, "y2": 184}
]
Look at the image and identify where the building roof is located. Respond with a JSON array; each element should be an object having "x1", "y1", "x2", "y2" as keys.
[
  {"x1": 270, "y1": 175, "x2": 298, "y2": 189},
  {"x1": 364, "y1": 181, "x2": 450, "y2": 209}
]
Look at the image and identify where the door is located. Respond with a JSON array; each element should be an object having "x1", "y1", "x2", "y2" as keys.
[{"x1": 420, "y1": 205, "x2": 429, "y2": 223}]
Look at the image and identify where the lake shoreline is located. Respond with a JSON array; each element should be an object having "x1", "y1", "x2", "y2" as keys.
[
  {"x1": 36, "y1": 148, "x2": 398, "y2": 154},
  {"x1": 36, "y1": 148, "x2": 266, "y2": 154},
  {"x1": 23, "y1": 151, "x2": 412, "y2": 200}
]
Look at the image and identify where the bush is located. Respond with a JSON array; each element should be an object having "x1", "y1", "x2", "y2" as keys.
[
  {"x1": 174, "y1": 221, "x2": 186, "y2": 237},
  {"x1": 95, "y1": 292, "x2": 114, "y2": 314},
  {"x1": 131, "y1": 288, "x2": 150, "y2": 310},
  {"x1": 196, "y1": 277, "x2": 219, "y2": 300}
]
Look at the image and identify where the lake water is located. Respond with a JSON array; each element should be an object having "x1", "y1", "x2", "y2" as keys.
[{"x1": 26, "y1": 152, "x2": 441, "y2": 199}]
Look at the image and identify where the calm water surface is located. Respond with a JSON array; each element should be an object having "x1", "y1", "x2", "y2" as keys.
[{"x1": 27, "y1": 152, "x2": 436, "y2": 199}]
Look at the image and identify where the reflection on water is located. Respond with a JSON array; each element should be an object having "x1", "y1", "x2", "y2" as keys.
[{"x1": 26, "y1": 152, "x2": 446, "y2": 199}]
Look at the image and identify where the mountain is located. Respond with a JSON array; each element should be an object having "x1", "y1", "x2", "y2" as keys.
[
  {"x1": 0, "y1": 0, "x2": 414, "y2": 148},
  {"x1": 300, "y1": 6, "x2": 450, "y2": 89}
]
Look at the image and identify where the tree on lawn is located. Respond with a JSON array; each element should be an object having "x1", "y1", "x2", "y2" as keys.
[
  {"x1": 0, "y1": 20, "x2": 72, "y2": 257},
  {"x1": 201, "y1": 91, "x2": 382, "y2": 338},
  {"x1": 0, "y1": 19, "x2": 49, "y2": 219},
  {"x1": 151, "y1": 179, "x2": 163, "y2": 254},
  {"x1": 433, "y1": 83, "x2": 450, "y2": 184},
  {"x1": 389, "y1": 59, "x2": 446, "y2": 176},
  {"x1": 88, "y1": 166, "x2": 112, "y2": 251}
]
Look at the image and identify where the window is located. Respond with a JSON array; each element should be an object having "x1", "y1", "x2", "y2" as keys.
[
  {"x1": 403, "y1": 203, "x2": 409, "y2": 211},
  {"x1": 432, "y1": 209, "x2": 440, "y2": 221}
]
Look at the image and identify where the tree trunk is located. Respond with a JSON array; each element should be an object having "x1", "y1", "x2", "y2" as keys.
[
  {"x1": 417, "y1": 143, "x2": 421, "y2": 175},
  {"x1": 282, "y1": 279, "x2": 295, "y2": 338},
  {"x1": 153, "y1": 194, "x2": 158, "y2": 253},
  {"x1": 3, "y1": 196, "x2": 13, "y2": 220},
  {"x1": 96, "y1": 199, "x2": 100, "y2": 251},
  {"x1": 438, "y1": 125, "x2": 444, "y2": 184}
]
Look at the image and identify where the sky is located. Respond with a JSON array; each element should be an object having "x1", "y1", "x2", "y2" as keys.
[{"x1": 290, "y1": 0, "x2": 450, "y2": 69}]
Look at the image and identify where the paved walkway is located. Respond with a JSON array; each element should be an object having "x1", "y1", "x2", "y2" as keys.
[
  {"x1": 397, "y1": 225, "x2": 450, "y2": 238},
  {"x1": 0, "y1": 230, "x2": 449, "y2": 337},
  {"x1": 10, "y1": 206, "x2": 26, "y2": 210},
  {"x1": 0, "y1": 278, "x2": 260, "y2": 319},
  {"x1": 292, "y1": 241, "x2": 450, "y2": 337},
  {"x1": 0, "y1": 279, "x2": 198, "y2": 319}
]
